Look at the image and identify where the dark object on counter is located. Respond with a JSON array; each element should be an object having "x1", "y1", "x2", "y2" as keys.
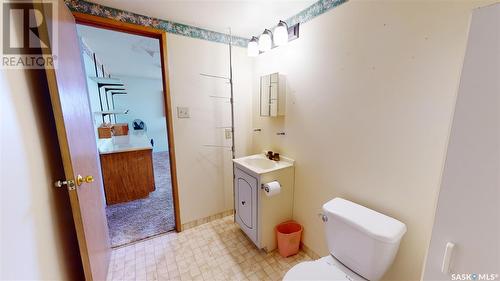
[
  {"x1": 267, "y1": 151, "x2": 274, "y2": 160},
  {"x1": 273, "y1": 153, "x2": 280, "y2": 161},
  {"x1": 267, "y1": 151, "x2": 280, "y2": 161}
]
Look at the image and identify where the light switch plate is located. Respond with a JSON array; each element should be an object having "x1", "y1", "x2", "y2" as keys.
[
  {"x1": 177, "y1": 107, "x2": 190, "y2": 118},
  {"x1": 224, "y1": 128, "x2": 232, "y2": 139}
]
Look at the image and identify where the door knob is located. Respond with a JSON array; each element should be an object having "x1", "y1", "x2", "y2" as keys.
[
  {"x1": 76, "y1": 175, "x2": 94, "y2": 186},
  {"x1": 241, "y1": 201, "x2": 246, "y2": 205},
  {"x1": 54, "y1": 179, "x2": 75, "y2": 190}
]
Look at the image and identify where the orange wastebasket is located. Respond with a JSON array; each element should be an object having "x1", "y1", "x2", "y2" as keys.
[{"x1": 276, "y1": 221, "x2": 303, "y2": 257}]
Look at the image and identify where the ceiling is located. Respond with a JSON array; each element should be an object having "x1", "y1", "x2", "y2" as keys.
[
  {"x1": 77, "y1": 24, "x2": 162, "y2": 79},
  {"x1": 88, "y1": 0, "x2": 316, "y2": 38}
]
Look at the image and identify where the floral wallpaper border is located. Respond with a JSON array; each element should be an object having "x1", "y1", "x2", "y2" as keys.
[
  {"x1": 65, "y1": 0, "x2": 347, "y2": 48},
  {"x1": 64, "y1": 0, "x2": 250, "y2": 47},
  {"x1": 286, "y1": 0, "x2": 347, "y2": 27}
]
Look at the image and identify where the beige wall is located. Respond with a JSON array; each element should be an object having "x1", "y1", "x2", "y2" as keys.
[
  {"x1": 1, "y1": 68, "x2": 83, "y2": 279},
  {"x1": 251, "y1": 1, "x2": 494, "y2": 280},
  {"x1": 167, "y1": 33, "x2": 253, "y2": 224}
]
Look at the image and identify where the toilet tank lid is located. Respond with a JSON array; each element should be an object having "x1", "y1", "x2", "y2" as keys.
[{"x1": 323, "y1": 198, "x2": 407, "y2": 243}]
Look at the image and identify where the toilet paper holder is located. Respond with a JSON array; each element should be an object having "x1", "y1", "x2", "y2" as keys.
[{"x1": 261, "y1": 181, "x2": 279, "y2": 192}]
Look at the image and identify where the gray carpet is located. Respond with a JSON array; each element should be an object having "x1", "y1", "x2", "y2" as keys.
[{"x1": 106, "y1": 151, "x2": 176, "y2": 247}]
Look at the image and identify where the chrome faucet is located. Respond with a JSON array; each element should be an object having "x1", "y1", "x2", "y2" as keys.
[
  {"x1": 266, "y1": 151, "x2": 274, "y2": 160},
  {"x1": 266, "y1": 151, "x2": 280, "y2": 161}
]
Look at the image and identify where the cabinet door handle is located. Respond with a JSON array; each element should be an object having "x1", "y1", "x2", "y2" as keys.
[{"x1": 241, "y1": 201, "x2": 246, "y2": 205}]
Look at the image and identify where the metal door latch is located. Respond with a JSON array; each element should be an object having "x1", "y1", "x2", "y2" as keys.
[{"x1": 54, "y1": 179, "x2": 76, "y2": 191}]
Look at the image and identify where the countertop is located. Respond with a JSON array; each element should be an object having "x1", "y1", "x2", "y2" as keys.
[
  {"x1": 98, "y1": 131, "x2": 152, "y2": 155},
  {"x1": 233, "y1": 153, "x2": 294, "y2": 175}
]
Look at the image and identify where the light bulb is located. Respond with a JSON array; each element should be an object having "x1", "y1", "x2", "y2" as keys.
[
  {"x1": 247, "y1": 37, "x2": 259, "y2": 57},
  {"x1": 274, "y1": 21, "x2": 288, "y2": 46},
  {"x1": 258, "y1": 29, "x2": 272, "y2": 52}
]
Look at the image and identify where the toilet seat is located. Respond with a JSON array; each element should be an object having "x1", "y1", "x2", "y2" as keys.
[{"x1": 283, "y1": 255, "x2": 366, "y2": 281}]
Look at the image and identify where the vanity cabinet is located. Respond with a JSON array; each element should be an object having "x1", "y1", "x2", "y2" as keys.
[
  {"x1": 233, "y1": 154, "x2": 295, "y2": 252},
  {"x1": 234, "y1": 168, "x2": 258, "y2": 244},
  {"x1": 260, "y1": 73, "x2": 286, "y2": 117}
]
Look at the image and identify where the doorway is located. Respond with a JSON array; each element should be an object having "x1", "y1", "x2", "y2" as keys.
[{"x1": 75, "y1": 16, "x2": 181, "y2": 247}]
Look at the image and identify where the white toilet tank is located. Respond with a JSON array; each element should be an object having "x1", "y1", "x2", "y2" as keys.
[{"x1": 322, "y1": 198, "x2": 407, "y2": 281}]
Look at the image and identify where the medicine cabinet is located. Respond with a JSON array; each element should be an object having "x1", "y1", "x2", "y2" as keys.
[{"x1": 260, "y1": 73, "x2": 286, "y2": 117}]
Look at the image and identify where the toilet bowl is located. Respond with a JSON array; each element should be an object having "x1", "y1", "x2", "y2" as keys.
[
  {"x1": 283, "y1": 255, "x2": 366, "y2": 281},
  {"x1": 283, "y1": 198, "x2": 407, "y2": 281}
]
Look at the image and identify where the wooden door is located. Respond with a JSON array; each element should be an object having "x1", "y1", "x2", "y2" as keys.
[{"x1": 36, "y1": 1, "x2": 111, "y2": 280}]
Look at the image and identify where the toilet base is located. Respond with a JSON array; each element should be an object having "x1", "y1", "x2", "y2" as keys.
[{"x1": 283, "y1": 255, "x2": 366, "y2": 281}]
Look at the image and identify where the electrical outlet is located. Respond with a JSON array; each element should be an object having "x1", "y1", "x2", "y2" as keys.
[
  {"x1": 225, "y1": 128, "x2": 232, "y2": 139},
  {"x1": 177, "y1": 107, "x2": 190, "y2": 118}
]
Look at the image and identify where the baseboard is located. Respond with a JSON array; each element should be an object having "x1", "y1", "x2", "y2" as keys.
[
  {"x1": 181, "y1": 209, "x2": 234, "y2": 231},
  {"x1": 300, "y1": 242, "x2": 321, "y2": 259}
]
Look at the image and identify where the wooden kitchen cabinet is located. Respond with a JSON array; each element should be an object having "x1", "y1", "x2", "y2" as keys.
[{"x1": 100, "y1": 149, "x2": 155, "y2": 205}]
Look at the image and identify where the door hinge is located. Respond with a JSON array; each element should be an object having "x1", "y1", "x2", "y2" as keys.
[{"x1": 54, "y1": 179, "x2": 76, "y2": 191}]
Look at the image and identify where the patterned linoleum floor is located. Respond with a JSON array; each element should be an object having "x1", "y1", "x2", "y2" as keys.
[
  {"x1": 107, "y1": 215, "x2": 312, "y2": 281},
  {"x1": 106, "y1": 151, "x2": 176, "y2": 247}
]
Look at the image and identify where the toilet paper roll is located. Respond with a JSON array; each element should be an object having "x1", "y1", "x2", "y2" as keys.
[{"x1": 263, "y1": 181, "x2": 281, "y2": 197}]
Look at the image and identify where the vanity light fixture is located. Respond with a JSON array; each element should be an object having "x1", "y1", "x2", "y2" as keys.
[
  {"x1": 258, "y1": 29, "x2": 273, "y2": 52},
  {"x1": 274, "y1": 20, "x2": 289, "y2": 46},
  {"x1": 247, "y1": 36, "x2": 259, "y2": 57},
  {"x1": 248, "y1": 21, "x2": 299, "y2": 56}
]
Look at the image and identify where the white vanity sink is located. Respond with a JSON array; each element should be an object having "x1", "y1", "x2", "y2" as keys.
[
  {"x1": 232, "y1": 153, "x2": 295, "y2": 252},
  {"x1": 232, "y1": 154, "x2": 294, "y2": 174}
]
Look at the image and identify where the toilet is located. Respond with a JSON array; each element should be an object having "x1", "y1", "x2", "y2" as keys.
[{"x1": 284, "y1": 198, "x2": 407, "y2": 281}]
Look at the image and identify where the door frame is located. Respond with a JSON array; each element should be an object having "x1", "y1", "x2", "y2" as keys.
[{"x1": 73, "y1": 12, "x2": 182, "y2": 232}]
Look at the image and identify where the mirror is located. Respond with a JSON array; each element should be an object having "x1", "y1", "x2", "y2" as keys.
[{"x1": 260, "y1": 73, "x2": 285, "y2": 117}]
